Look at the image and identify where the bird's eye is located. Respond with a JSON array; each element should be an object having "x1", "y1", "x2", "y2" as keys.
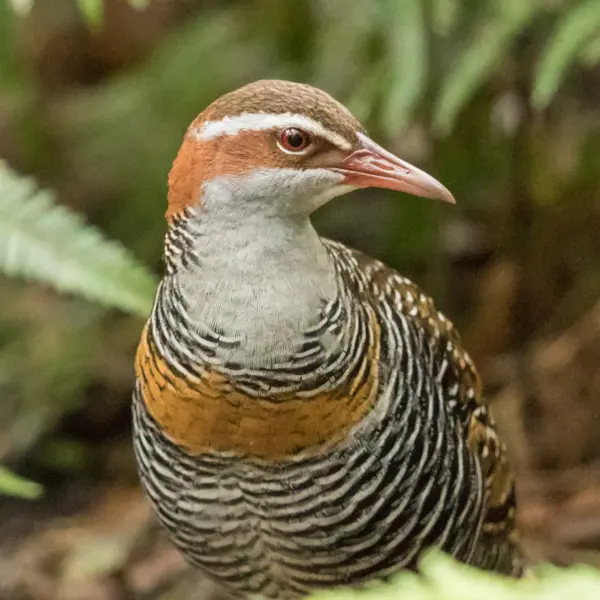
[{"x1": 278, "y1": 128, "x2": 312, "y2": 153}]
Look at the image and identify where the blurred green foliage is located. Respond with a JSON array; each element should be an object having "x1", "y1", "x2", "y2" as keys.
[
  {"x1": 532, "y1": 0, "x2": 600, "y2": 107},
  {"x1": 0, "y1": 464, "x2": 43, "y2": 498},
  {"x1": 0, "y1": 162, "x2": 155, "y2": 317},
  {"x1": 14, "y1": 0, "x2": 599, "y2": 128},
  {"x1": 0, "y1": 161, "x2": 155, "y2": 497},
  {"x1": 309, "y1": 552, "x2": 600, "y2": 600}
]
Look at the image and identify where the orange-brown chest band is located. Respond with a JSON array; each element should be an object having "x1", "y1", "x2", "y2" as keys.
[{"x1": 135, "y1": 315, "x2": 381, "y2": 459}]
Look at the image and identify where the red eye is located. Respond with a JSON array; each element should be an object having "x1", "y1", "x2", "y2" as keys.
[{"x1": 278, "y1": 128, "x2": 311, "y2": 153}]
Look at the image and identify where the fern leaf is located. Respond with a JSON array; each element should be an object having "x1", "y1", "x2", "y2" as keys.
[
  {"x1": 533, "y1": 0, "x2": 600, "y2": 108},
  {"x1": 433, "y1": 2, "x2": 539, "y2": 134},
  {"x1": 381, "y1": 0, "x2": 427, "y2": 133},
  {"x1": 0, "y1": 162, "x2": 156, "y2": 317}
]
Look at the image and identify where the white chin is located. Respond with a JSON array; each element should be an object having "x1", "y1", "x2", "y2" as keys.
[
  {"x1": 308, "y1": 184, "x2": 358, "y2": 211},
  {"x1": 207, "y1": 167, "x2": 353, "y2": 216}
]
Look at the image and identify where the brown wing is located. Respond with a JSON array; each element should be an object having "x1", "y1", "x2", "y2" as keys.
[{"x1": 324, "y1": 239, "x2": 523, "y2": 575}]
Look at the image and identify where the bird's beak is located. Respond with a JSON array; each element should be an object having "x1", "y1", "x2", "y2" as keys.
[{"x1": 334, "y1": 132, "x2": 455, "y2": 204}]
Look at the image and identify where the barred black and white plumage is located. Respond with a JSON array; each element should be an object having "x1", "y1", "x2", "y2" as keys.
[{"x1": 132, "y1": 80, "x2": 524, "y2": 600}]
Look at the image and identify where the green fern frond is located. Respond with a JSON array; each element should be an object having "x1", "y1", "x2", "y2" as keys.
[
  {"x1": 533, "y1": 0, "x2": 600, "y2": 108},
  {"x1": 0, "y1": 162, "x2": 156, "y2": 317},
  {"x1": 380, "y1": 0, "x2": 427, "y2": 134},
  {"x1": 308, "y1": 551, "x2": 600, "y2": 600},
  {"x1": 433, "y1": 2, "x2": 539, "y2": 134}
]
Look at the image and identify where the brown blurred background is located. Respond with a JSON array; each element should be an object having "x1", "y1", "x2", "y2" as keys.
[{"x1": 1, "y1": 0, "x2": 600, "y2": 598}]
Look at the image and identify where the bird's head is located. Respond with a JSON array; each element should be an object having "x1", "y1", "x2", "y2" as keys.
[{"x1": 167, "y1": 80, "x2": 454, "y2": 222}]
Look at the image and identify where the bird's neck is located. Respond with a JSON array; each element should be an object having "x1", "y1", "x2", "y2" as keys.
[
  {"x1": 139, "y1": 201, "x2": 383, "y2": 458},
  {"x1": 164, "y1": 205, "x2": 339, "y2": 367}
]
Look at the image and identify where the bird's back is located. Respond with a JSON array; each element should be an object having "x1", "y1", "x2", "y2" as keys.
[{"x1": 133, "y1": 237, "x2": 523, "y2": 599}]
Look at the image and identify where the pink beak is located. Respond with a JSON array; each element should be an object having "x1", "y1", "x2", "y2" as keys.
[{"x1": 334, "y1": 132, "x2": 455, "y2": 204}]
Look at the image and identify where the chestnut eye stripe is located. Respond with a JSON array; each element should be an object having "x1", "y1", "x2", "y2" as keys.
[{"x1": 190, "y1": 113, "x2": 353, "y2": 152}]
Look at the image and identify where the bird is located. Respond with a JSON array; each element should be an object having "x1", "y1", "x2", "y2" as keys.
[{"x1": 132, "y1": 79, "x2": 524, "y2": 599}]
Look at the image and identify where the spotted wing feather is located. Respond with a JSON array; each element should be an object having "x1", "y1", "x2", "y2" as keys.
[{"x1": 324, "y1": 239, "x2": 523, "y2": 576}]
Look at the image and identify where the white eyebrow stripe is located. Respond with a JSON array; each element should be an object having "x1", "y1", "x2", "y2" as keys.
[{"x1": 191, "y1": 112, "x2": 353, "y2": 151}]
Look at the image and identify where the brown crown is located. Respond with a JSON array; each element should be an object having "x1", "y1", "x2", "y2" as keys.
[{"x1": 202, "y1": 80, "x2": 364, "y2": 143}]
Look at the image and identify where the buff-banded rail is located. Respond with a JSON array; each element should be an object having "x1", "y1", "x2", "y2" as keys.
[{"x1": 132, "y1": 80, "x2": 524, "y2": 599}]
